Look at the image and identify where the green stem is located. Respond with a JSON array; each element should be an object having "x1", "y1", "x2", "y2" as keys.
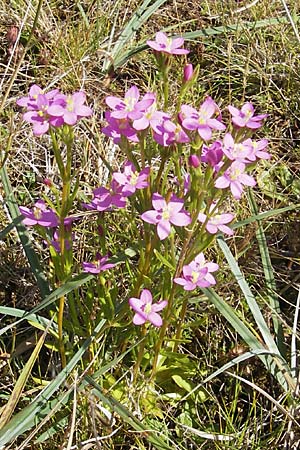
[
  {"x1": 133, "y1": 326, "x2": 147, "y2": 382},
  {"x1": 58, "y1": 296, "x2": 66, "y2": 368}
]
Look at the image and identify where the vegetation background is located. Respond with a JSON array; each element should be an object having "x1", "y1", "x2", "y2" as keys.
[{"x1": 1, "y1": 0, "x2": 300, "y2": 448}]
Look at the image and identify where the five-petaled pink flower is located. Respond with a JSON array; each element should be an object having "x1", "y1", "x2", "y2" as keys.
[
  {"x1": 242, "y1": 138, "x2": 270, "y2": 161},
  {"x1": 228, "y1": 102, "x2": 267, "y2": 129},
  {"x1": 113, "y1": 161, "x2": 150, "y2": 196},
  {"x1": 147, "y1": 31, "x2": 189, "y2": 55},
  {"x1": 50, "y1": 91, "x2": 93, "y2": 125},
  {"x1": 19, "y1": 199, "x2": 58, "y2": 227},
  {"x1": 222, "y1": 133, "x2": 254, "y2": 162},
  {"x1": 129, "y1": 289, "x2": 167, "y2": 327},
  {"x1": 215, "y1": 161, "x2": 256, "y2": 199},
  {"x1": 174, "y1": 253, "x2": 218, "y2": 291},
  {"x1": 198, "y1": 204, "x2": 234, "y2": 236},
  {"x1": 82, "y1": 253, "x2": 115, "y2": 274},
  {"x1": 83, "y1": 180, "x2": 127, "y2": 212},
  {"x1": 181, "y1": 98, "x2": 226, "y2": 141},
  {"x1": 141, "y1": 193, "x2": 191, "y2": 240},
  {"x1": 105, "y1": 86, "x2": 154, "y2": 121}
]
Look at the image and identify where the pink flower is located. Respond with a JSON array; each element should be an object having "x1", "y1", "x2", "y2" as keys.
[
  {"x1": 153, "y1": 119, "x2": 190, "y2": 146},
  {"x1": 141, "y1": 193, "x2": 191, "y2": 240},
  {"x1": 215, "y1": 161, "x2": 256, "y2": 199},
  {"x1": 105, "y1": 86, "x2": 154, "y2": 121},
  {"x1": 147, "y1": 31, "x2": 189, "y2": 55},
  {"x1": 51, "y1": 91, "x2": 93, "y2": 125},
  {"x1": 17, "y1": 84, "x2": 59, "y2": 109},
  {"x1": 22, "y1": 94, "x2": 64, "y2": 136},
  {"x1": 82, "y1": 253, "x2": 115, "y2": 274},
  {"x1": 113, "y1": 161, "x2": 150, "y2": 196},
  {"x1": 129, "y1": 289, "x2": 167, "y2": 327},
  {"x1": 242, "y1": 138, "x2": 270, "y2": 161},
  {"x1": 19, "y1": 199, "x2": 58, "y2": 227},
  {"x1": 102, "y1": 111, "x2": 139, "y2": 144},
  {"x1": 198, "y1": 205, "x2": 234, "y2": 236},
  {"x1": 83, "y1": 181, "x2": 127, "y2": 212},
  {"x1": 228, "y1": 102, "x2": 267, "y2": 129},
  {"x1": 181, "y1": 98, "x2": 226, "y2": 141},
  {"x1": 132, "y1": 93, "x2": 169, "y2": 131},
  {"x1": 174, "y1": 253, "x2": 218, "y2": 291},
  {"x1": 222, "y1": 133, "x2": 254, "y2": 162}
]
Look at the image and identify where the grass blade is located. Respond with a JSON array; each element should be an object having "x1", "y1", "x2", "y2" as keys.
[
  {"x1": 247, "y1": 190, "x2": 284, "y2": 354},
  {"x1": 0, "y1": 329, "x2": 47, "y2": 429},
  {"x1": 217, "y1": 235, "x2": 279, "y2": 354},
  {"x1": 103, "y1": 0, "x2": 168, "y2": 72},
  {"x1": 202, "y1": 287, "x2": 294, "y2": 391}
]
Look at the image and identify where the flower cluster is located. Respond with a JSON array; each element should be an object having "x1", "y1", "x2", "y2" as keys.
[
  {"x1": 17, "y1": 84, "x2": 92, "y2": 136},
  {"x1": 17, "y1": 31, "x2": 270, "y2": 332}
]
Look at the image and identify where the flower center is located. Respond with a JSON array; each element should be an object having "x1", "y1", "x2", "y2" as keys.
[
  {"x1": 33, "y1": 207, "x2": 42, "y2": 219},
  {"x1": 66, "y1": 96, "x2": 74, "y2": 112},
  {"x1": 144, "y1": 303, "x2": 152, "y2": 315},
  {"x1": 162, "y1": 208, "x2": 170, "y2": 220},
  {"x1": 129, "y1": 172, "x2": 138, "y2": 186},
  {"x1": 230, "y1": 168, "x2": 241, "y2": 180},
  {"x1": 124, "y1": 97, "x2": 136, "y2": 111},
  {"x1": 191, "y1": 271, "x2": 199, "y2": 283}
]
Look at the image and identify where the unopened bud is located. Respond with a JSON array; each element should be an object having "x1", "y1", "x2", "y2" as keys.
[
  {"x1": 189, "y1": 154, "x2": 200, "y2": 168},
  {"x1": 6, "y1": 25, "x2": 19, "y2": 45},
  {"x1": 43, "y1": 178, "x2": 52, "y2": 187},
  {"x1": 183, "y1": 64, "x2": 194, "y2": 82}
]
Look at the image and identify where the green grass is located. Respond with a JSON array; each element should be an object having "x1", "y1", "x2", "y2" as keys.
[{"x1": 1, "y1": 0, "x2": 300, "y2": 448}]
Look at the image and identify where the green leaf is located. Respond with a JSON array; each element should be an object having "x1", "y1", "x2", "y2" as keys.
[
  {"x1": 172, "y1": 375, "x2": 193, "y2": 393},
  {"x1": 0, "y1": 306, "x2": 58, "y2": 337},
  {"x1": 154, "y1": 249, "x2": 175, "y2": 270}
]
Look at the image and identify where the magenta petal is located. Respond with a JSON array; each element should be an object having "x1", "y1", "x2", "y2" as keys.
[
  {"x1": 170, "y1": 211, "x2": 191, "y2": 227},
  {"x1": 148, "y1": 312, "x2": 163, "y2": 327},
  {"x1": 198, "y1": 126, "x2": 212, "y2": 141},
  {"x1": 129, "y1": 297, "x2": 143, "y2": 311},
  {"x1": 157, "y1": 220, "x2": 171, "y2": 240},
  {"x1": 105, "y1": 96, "x2": 123, "y2": 109},
  {"x1": 151, "y1": 300, "x2": 167, "y2": 312},
  {"x1": 141, "y1": 210, "x2": 159, "y2": 224},
  {"x1": 140, "y1": 289, "x2": 152, "y2": 303},
  {"x1": 152, "y1": 193, "x2": 166, "y2": 211},
  {"x1": 215, "y1": 176, "x2": 230, "y2": 189},
  {"x1": 133, "y1": 313, "x2": 147, "y2": 325}
]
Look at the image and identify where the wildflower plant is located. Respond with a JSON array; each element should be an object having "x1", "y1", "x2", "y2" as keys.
[{"x1": 11, "y1": 30, "x2": 283, "y2": 426}]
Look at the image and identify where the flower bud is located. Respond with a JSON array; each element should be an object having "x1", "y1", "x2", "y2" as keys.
[
  {"x1": 189, "y1": 154, "x2": 200, "y2": 168},
  {"x1": 43, "y1": 178, "x2": 53, "y2": 187},
  {"x1": 183, "y1": 64, "x2": 194, "y2": 82}
]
